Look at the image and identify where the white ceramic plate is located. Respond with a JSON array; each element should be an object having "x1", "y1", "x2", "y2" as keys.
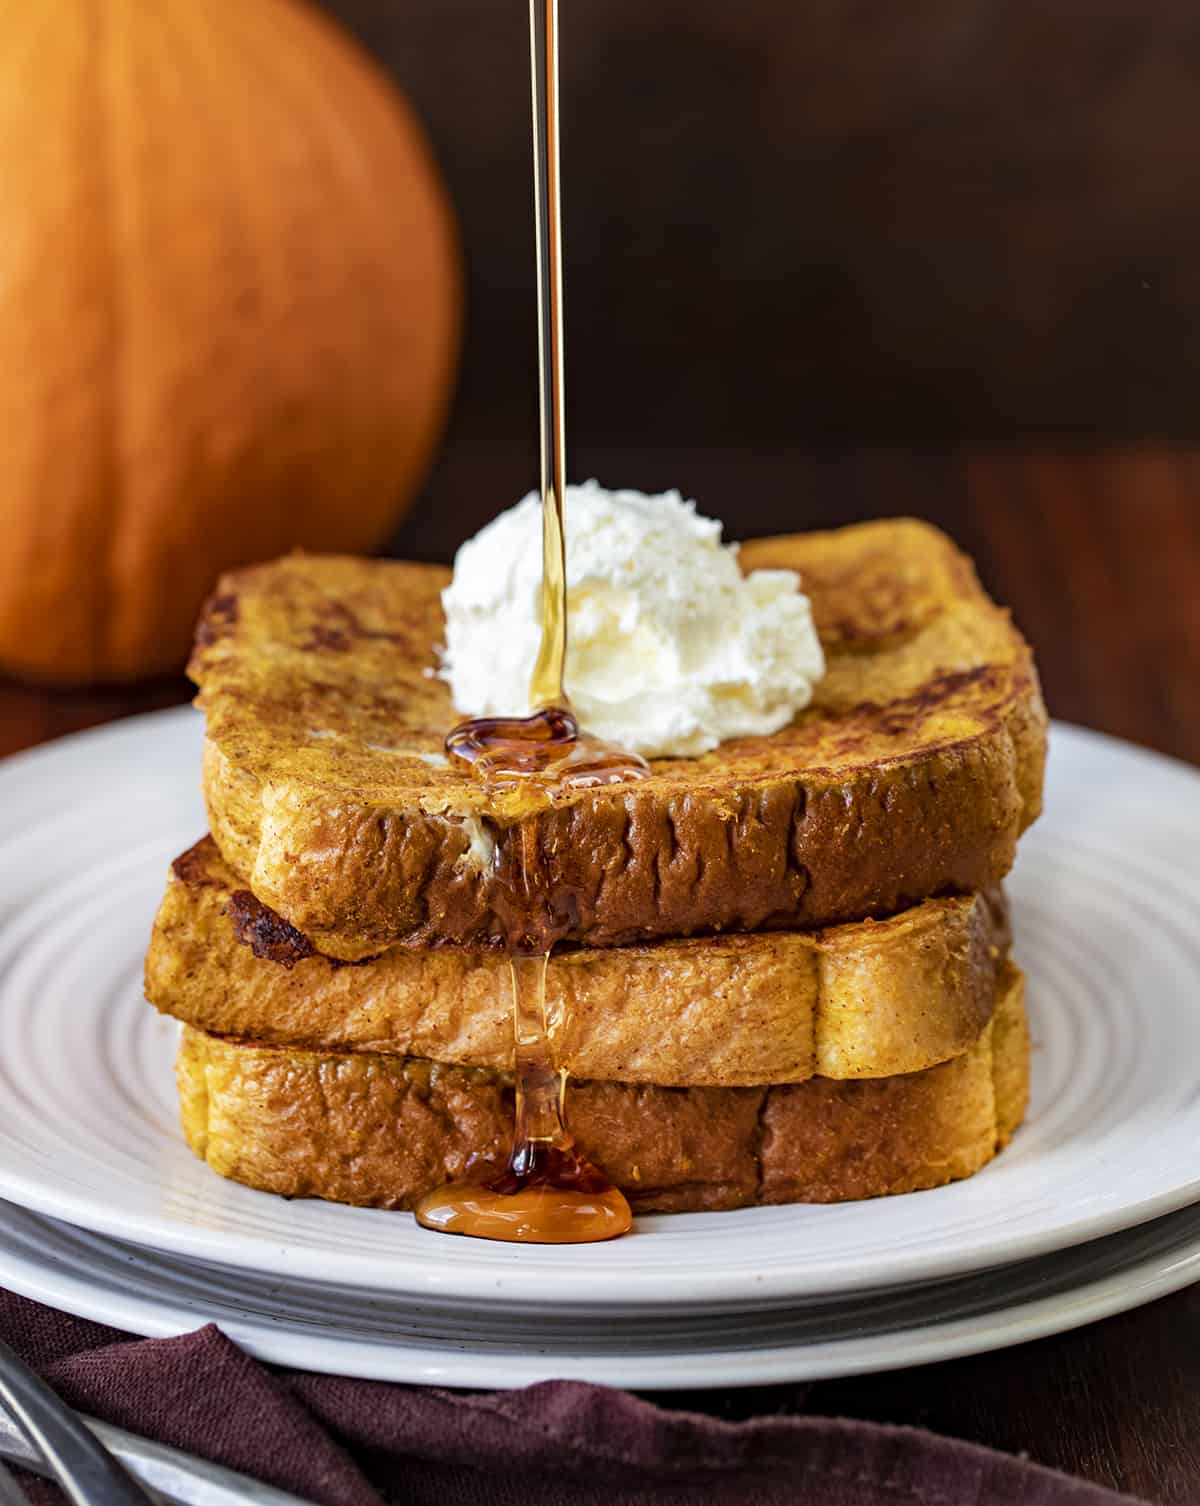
[
  {"x1": 0, "y1": 709, "x2": 1198, "y2": 1311},
  {"x1": 0, "y1": 1195, "x2": 1198, "y2": 1387}
]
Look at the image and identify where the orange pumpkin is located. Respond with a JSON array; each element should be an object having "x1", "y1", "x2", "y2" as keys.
[{"x1": 0, "y1": 0, "x2": 460, "y2": 683}]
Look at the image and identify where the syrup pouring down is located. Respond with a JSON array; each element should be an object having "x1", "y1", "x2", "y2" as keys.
[{"x1": 414, "y1": 0, "x2": 649, "y2": 1244}]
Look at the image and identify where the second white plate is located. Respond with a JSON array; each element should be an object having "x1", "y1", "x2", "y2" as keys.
[
  {"x1": 0, "y1": 1196, "x2": 1197, "y2": 1387},
  {"x1": 0, "y1": 710, "x2": 1196, "y2": 1310}
]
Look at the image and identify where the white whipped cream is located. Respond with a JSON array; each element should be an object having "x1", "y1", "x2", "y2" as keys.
[{"x1": 438, "y1": 481, "x2": 825, "y2": 758}]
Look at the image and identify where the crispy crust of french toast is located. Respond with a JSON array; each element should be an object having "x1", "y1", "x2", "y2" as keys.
[
  {"x1": 176, "y1": 965, "x2": 1029, "y2": 1212},
  {"x1": 192, "y1": 520, "x2": 1047, "y2": 960},
  {"x1": 146, "y1": 837, "x2": 1010, "y2": 1087}
]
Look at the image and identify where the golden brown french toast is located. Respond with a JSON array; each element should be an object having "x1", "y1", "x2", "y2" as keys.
[
  {"x1": 192, "y1": 519, "x2": 1046, "y2": 960},
  {"x1": 147, "y1": 837, "x2": 1010, "y2": 1087},
  {"x1": 177, "y1": 964, "x2": 1029, "y2": 1212}
]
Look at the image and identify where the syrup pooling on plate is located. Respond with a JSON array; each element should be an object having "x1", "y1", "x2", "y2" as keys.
[{"x1": 415, "y1": 0, "x2": 645, "y2": 1244}]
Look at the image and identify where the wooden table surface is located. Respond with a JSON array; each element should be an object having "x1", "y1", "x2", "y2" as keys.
[{"x1": 2, "y1": 447, "x2": 1197, "y2": 1504}]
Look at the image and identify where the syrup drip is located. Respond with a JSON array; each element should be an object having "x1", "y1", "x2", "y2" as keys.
[
  {"x1": 414, "y1": 0, "x2": 641, "y2": 1245},
  {"x1": 413, "y1": 954, "x2": 632, "y2": 1244},
  {"x1": 416, "y1": 707, "x2": 645, "y2": 1242},
  {"x1": 413, "y1": 735, "x2": 640, "y2": 1242}
]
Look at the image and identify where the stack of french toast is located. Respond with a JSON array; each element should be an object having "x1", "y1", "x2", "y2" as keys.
[{"x1": 144, "y1": 519, "x2": 1047, "y2": 1213}]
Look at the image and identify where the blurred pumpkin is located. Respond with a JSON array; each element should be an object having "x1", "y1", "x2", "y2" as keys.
[{"x1": 0, "y1": 0, "x2": 460, "y2": 683}]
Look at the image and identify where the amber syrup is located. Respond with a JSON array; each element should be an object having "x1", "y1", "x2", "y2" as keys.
[
  {"x1": 414, "y1": 0, "x2": 648, "y2": 1245},
  {"x1": 412, "y1": 951, "x2": 632, "y2": 1244}
]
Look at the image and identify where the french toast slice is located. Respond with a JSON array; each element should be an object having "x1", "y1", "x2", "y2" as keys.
[
  {"x1": 192, "y1": 519, "x2": 1047, "y2": 960},
  {"x1": 176, "y1": 964, "x2": 1029, "y2": 1212},
  {"x1": 147, "y1": 837, "x2": 1010, "y2": 1088}
]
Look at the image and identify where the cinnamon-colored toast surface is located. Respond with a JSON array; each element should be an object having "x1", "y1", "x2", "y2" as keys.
[{"x1": 192, "y1": 520, "x2": 1046, "y2": 960}]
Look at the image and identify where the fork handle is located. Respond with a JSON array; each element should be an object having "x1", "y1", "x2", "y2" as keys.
[{"x1": 0, "y1": 1337, "x2": 154, "y2": 1506}]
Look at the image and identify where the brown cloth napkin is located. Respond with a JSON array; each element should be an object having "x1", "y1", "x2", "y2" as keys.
[{"x1": 1, "y1": 1291, "x2": 1147, "y2": 1506}]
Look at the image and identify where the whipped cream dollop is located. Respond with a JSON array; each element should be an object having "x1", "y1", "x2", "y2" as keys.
[{"x1": 438, "y1": 481, "x2": 825, "y2": 759}]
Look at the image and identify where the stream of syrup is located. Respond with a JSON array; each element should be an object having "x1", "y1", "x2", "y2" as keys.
[{"x1": 413, "y1": 0, "x2": 647, "y2": 1244}]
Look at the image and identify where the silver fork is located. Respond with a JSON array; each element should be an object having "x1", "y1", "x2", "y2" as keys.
[
  {"x1": 0, "y1": 1406, "x2": 318, "y2": 1506},
  {"x1": 0, "y1": 1337, "x2": 157, "y2": 1506},
  {"x1": 0, "y1": 1336, "x2": 319, "y2": 1506}
]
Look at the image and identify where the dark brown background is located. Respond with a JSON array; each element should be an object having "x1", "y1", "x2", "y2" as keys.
[
  {"x1": 345, "y1": 0, "x2": 1200, "y2": 459},
  {"x1": 335, "y1": 0, "x2": 1200, "y2": 531},
  {"x1": 4, "y1": 2, "x2": 1199, "y2": 1501}
]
